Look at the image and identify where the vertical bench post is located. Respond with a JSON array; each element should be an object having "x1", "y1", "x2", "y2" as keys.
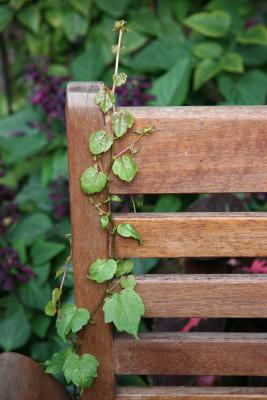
[{"x1": 67, "y1": 82, "x2": 115, "y2": 400}]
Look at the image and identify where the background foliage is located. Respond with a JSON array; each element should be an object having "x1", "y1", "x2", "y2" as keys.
[{"x1": 1, "y1": 0, "x2": 267, "y2": 389}]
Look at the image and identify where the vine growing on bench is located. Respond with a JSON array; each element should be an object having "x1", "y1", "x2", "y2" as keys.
[{"x1": 44, "y1": 20, "x2": 154, "y2": 397}]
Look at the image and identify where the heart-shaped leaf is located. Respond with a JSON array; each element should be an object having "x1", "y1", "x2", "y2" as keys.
[
  {"x1": 103, "y1": 288, "x2": 144, "y2": 338},
  {"x1": 95, "y1": 88, "x2": 114, "y2": 113},
  {"x1": 89, "y1": 130, "x2": 113, "y2": 155},
  {"x1": 112, "y1": 111, "x2": 134, "y2": 138},
  {"x1": 183, "y1": 11, "x2": 231, "y2": 38},
  {"x1": 56, "y1": 304, "x2": 90, "y2": 342},
  {"x1": 80, "y1": 167, "x2": 107, "y2": 194},
  {"x1": 117, "y1": 223, "x2": 141, "y2": 242},
  {"x1": 89, "y1": 259, "x2": 117, "y2": 283},
  {"x1": 112, "y1": 155, "x2": 137, "y2": 182},
  {"x1": 63, "y1": 352, "x2": 99, "y2": 389},
  {"x1": 116, "y1": 259, "x2": 134, "y2": 277}
]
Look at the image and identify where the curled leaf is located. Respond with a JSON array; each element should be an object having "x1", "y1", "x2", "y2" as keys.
[
  {"x1": 117, "y1": 223, "x2": 141, "y2": 242},
  {"x1": 89, "y1": 130, "x2": 113, "y2": 155},
  {"x1": 116, "y1": 259, "x2": 134, "y2": 277},
  {"x1": 113, "y1": 72, "x2": 127, "y2": 87},
  {"x1": 135, "y1": 125, "x2": 154, "y2": 135},
  {"x1": 89, "y1": 258, "x2": 117, "y2": 283},
  {"x1": 112, "y1": 155, "x2": 137, "y2": 182},
  {"x1": 80, "y1": 167, "x2": 107, "y2": 194},
  {"x1": 95, "y1": 88, "x2": 114, "y2": 113},
  {"x1": 45, "y1": 288, "x2": 61, "y2": 316}
]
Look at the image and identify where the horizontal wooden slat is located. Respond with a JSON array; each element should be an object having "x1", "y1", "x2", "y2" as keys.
[
  {"x1": 114, "y1": 333, "x2": 267, "y2": 376},
  {"x1": 117, "y1": 387, "x2": 267, "y2": 400},
  {"x1": 109, "y1": 106, "x2": 267, "y2": 194},
  {"x1": 114, "y1": 212, "x2": 267, "y2": 258},
  {"x1": 133, "y1": 274, "x2": 267, "y2": 318}
]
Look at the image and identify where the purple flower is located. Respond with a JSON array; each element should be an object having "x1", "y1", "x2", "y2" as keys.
[
  {"x1": 0, "y1": 247, "x2": 35, "y2": 292},
  {"x1": 0, "y1": 184, "x2": 19, "y2": 236},
  {"x1": 116, "y1": 76, "x2": 155, "y2": 107}
]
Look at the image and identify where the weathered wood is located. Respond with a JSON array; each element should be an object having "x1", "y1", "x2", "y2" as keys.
[
  {"x1": 133, "y1": 274, "x2": 267, "y2": 318},
  {"x1": 114, "y1": 212, "x2": 267, "y2": 258},
  {"x1": 109, "y1": 106, "x2": 267, "y2": 194},
  {"x1": 0, "y1": 352, "x2": 69, "y2": 400},
  {"x1": 114, "y1": 333, "x2": 267, "y2": 376},
  {"x1": 67, "y1": 82, "x2": 115, "y2": 400},
  {"x1": 117, "y1": 387, "x2": 267, "y2": 400}
]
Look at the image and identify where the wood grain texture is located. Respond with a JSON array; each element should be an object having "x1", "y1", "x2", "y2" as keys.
[
  {"x1": 0, "y1": 352, "x2": 69, "y2": 400},
  {"x1": 117, "y1": 387, "x2": 267, "y2": 400},
  {"x1": 109, "y1": 106, "x2": 267, "y2": 194},
  {"x1": 133, "y1": 274, "x2": 267, "y2": 318},
  {"x1": 67, "y1": 82, "x2": 115, "y2": 400},
  {"x1": 114, "y1": 333, "x2": 267, "y2": 376},
  {"x1": 113, "y1": 212, "x2": 267, "y2": 258}
]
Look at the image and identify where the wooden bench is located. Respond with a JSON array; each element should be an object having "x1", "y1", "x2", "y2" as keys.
[{"x1": 67, "y1": 82, "x2": 267, "y2": 400}]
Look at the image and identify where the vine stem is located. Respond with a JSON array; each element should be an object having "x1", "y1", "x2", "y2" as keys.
[
  {"x1": 113, "y1": 131, "x2": 147, "y2": 160},
  {"x1": 112, "y1": 28, "x2": 123, "y2": 98}
]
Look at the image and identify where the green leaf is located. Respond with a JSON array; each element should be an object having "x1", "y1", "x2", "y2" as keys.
[
  {"x1": 89, "y1": 259, "x2": 117, "y2": 283},
  {"x1": 218, "y1": 70, "x2": 267, "y2": 105},
  {"x1": 95, "y1": 0, "x2": 130, "y2": 18},
  {"x1": 19, "y1": 280, "x2": 51, "y2": 311},
  {"x1": 0, "y1": 297, "x2": 31, "y2": 351},
  {"x1": 117, "y1": 223, "x2": 141, "y2": 242},
  {"x1": 89, "y1": 130, "x2": 113, "y2": 155},
  {"x1": 71, "y1": 43, "x2": 105, "y2": 81},
  {"x1": 103, "y1": 288, "x2": 144, "y2": 337},
  {"x1": 17, "y1": 4, "x2": 40, "y2": 33},
  {"x1": 56, "y1": 304, "x2": 90, "y2": 342},
  {"x1": 112, "y1": 155, "x2": 137, "y2": 182},
  {"x1": 154, "y1": 195, "x2": 182, "y2": 212},
  {"x1": 100, "y1": 215, "x2": 110, "y2": 229},
  {"x1": 113, "y1": 72, "x2": 127, "y2": 87},
  {"x1": 194, "y1": 59, "x2": 220, "y2": 90},
  {"x1": 129, "y1": 7, "x2": 162, "y2": 36},
  {"x1": 45, "y1": 288, "x2": 62, "y2": 316},
  {"x1": 0, "y1": 134, "x2": 47, "y2": 165},
  {"x1": 193, "y1": 42, "x2": 223, "y2": 59},
  {"x1": 0, "y1": 5, "x2": 13, "y2": 33},
  {"x1": 121, "y1": 275, "x2": 136, "y2": 289},
  {"x1": 31, "y1": 315, "x2": 51, "y2": 338},
  {"x1": 63, "y1": 352, "x2": 99, "y2": 389},
  {"x1": 95, "y1": 88, "x2": 115, "y2": 113},
  {"x1": 9, "y1": 213, "x2": 52, "y2": 246},
  {"x1": 31, "y1": 240, "x2": 65, "y2": 265},
  {"x1": 111, "y1": 195, "x2": 122, "y2": 203},
  {"x1": 69, "y1": 0, "x2": 92, "y2": 16},
  {"x1": 112, "y1": 111, "x2": 134, "y2": 138},
  {"x1": 150, "y1": 57, "x2": 192, "y2": 106},
  {"x1": 237, "y1": 25, "x2": 267, "y2": 46},
  {"x1": 80, "y1": 167, "x2": 108, "y2": 194},
  {"x1": 62, "y1": 9, "x2": 88, "y2": 41},
  {"x1": 45, "y1": 350, "x2": 67, "y2": 375},
  {"x1": 116, "y1": 259, "x2": 134, "y2": 277},
  {"x1": 183, "y1": 11, "x2": 231, "y2": 38},
  {"x1": 220, "y1": 52, "x2": 244, "y2": 73}
]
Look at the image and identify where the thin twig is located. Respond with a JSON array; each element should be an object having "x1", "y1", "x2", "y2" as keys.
[
  {"x1": 113, "y1": 131, "x2": 146, "y2": 160},
  {"x1": 130, "y1": 195, "x2": 136, "y2": 213}
]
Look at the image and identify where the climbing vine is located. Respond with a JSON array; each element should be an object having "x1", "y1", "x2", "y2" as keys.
[{"x1": 44, "y1": 20, "x2": 154, "y2": 396}]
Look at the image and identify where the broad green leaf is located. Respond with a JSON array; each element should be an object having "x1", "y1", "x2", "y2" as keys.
[
  {"x1": 129, "y1": 8, "x2": 162, "y2": 36},
  {"x1": 218, "y1": 70, "x2": 267, "y2": 105},
  {"x1": 237, "y1": 25, "x2": 267, "y2": 46},
  {"x1": 71, "y1": 43, "x2": 105, "y2": 81},
  {"x1": 80, "y1": 167, "x2": 108, "y2": 194},
  {"x1": 194, "y1": 59, "x2": 220, "y2": 90},
  {"x1": 220, "y1": 52, "x2": 244, "y2": 73},
  {"x1": 89, "y1": 130, "x2": 113, "y2": 155},
  {"x1": 95, "y1": 0, "x2": 130, "y2": 17},
  {"x1": 8, "y1": 213, "x2": 52, "y2": 246},
  {"x1": 0, "y1": 297, "x2": 30, "y2": 351},
  {"x1": 17, "y1": 4, "x2": 40, "y2": 33},
  {"x1": 116, "y1": 259, "x2": 134, "y2": 277},
  {"x1": 31, "y1": 240, "x2": 65, "y2": 265},
  {"x1": 0, "y1": 134, "x2": 47, "y2": 165},
  {"x1": 0, "y1": 106, "x2": 37, "y2": 135},
  {"x1": 19, "y1": 280, "x2": 51, "y2": 311},
  {"x1": 31, "y1": 315, "x2": 51, "y2": 338},
  {"x1": 154, "y1": 195, "x2": 182, "y2": 212},
  {"x1": 69, "y1": 0, "x2": 92, "y2": 16},
  {"x1": 100, "y1": 215, "x2": 110, "y2": 229},
  {"x1": 117, "y1": 223, "x2": 141, "y2": 242},
  {"x1": 63, "y1": 352, "x2": 99, "y2": 389},
  {"x1": 193, "y1": 42, "x2": 223, "y2": 59},
  {"x1": 112, "y1": 155, "x2": 137, "y2": 182},
  {"x1": 122, "y1": 30, "x2": 147, "y2": 55},
  {"x1": 62, "y1": 9, "x2": 88, "y2": 41},
  {"x1": 89, "y1": 259, "x2": 117, "y2": 283},
  {"x1": 95, "y1": 88, "x2": 115, "y2": 113},
  {"x1": 112, "y1": 111, "x2": 134, "y2": 138},
  {"x1": 0, "y1": 5, "x2": 13, "y2": 33},
  {"x1": 113, "y1": 72, "x2": 127, "y2": 87},
  {"x1": 45, "y1": 288, "x2": 62, "y2": 316},
  {"x1": 121, "y1": 275, "x2": 136, "y2": 289},
  {"x1": 103, "y1": 288, "x2": 145, "y2": 337},
  {"x1": 45, "y1": 8, "x2": 63, "y2": 28},
  {"x1": 150, "y1": 57, "x2": 192, "y2": 106},
  {"x1": 10, "y1": 0, "x2": 27, "y2": 10},
  {"x1": 183, "y1": 11, "x2": 231, "y2": 38},
  {"x1": 45, "y1": 350, "x2": 67, "y2": 375},
  {"x1": 56, "y1": 304, "x2": 90, "y2": 342}
]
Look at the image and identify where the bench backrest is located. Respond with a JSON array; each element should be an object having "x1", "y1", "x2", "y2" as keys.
[{"x1": 67, "y1": 82, "x2": 267, "y2": 400}]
